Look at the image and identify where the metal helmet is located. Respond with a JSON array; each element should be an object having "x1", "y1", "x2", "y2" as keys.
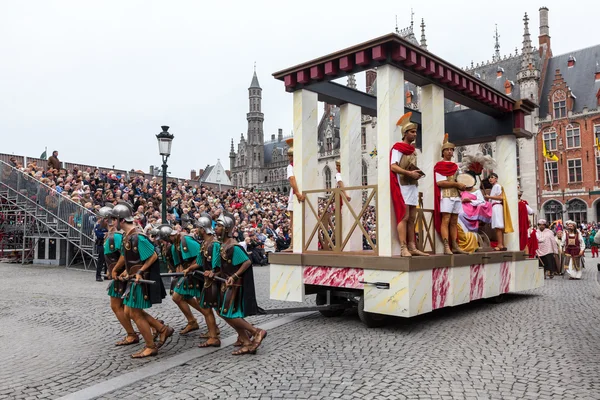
[
  {"x1": 148, "y1": 224, "x2": 160, "y2": 237},
  {"x1": 111, "y1": 201, "x2": 134, "y2": 222},
  {"x1": 195, "y1": 216, "x2": 214, "y2": 235},
  {"x1": 216, "y1": 214, "x2": 235, "y2": 238},
  {"x1": 98, "y1": 205, "x2": 114, "y2": 219},
  {"x1": 157, "y1": 224, "x2": 175, "y2": 240}
]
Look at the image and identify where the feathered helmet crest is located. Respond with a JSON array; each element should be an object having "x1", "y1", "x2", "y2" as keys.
[
  {"x1": 285, "y1": 138, "x2": 294, "y2": 155},
  {"x1": 396, "y1": 112, "x2": 418, "y2": 136},
  {"x1": 441, "y1": 133, "x2": 455, "y2": 155},
  {"x1": 460, "y1": 152, "x2": 496, "y2": 175}
]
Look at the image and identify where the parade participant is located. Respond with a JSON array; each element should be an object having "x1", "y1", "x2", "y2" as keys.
[
  {"x1": 94, "y1": 210, "x2": 109, "y2": 282},
  {"x1": 434, "y1": 134, "x2": 467, "y2": 255},
  {"x1": 518, "y1": 189, "x2": 535, "y2": 252},
  {"x1": 555, "y1": 230, "x2": 564, "y2": 274},
  {"x1": 535, "y1": 219, "x2": 558, "y2": 279},
  {"x1": 215, "y1": 213, "x2": 267, "y2": 355},
  {"x1": 563, "y1": 220, "x2": 585, "y2": 280},
  {"x1": 285, "y1": 138, "x2": 305, "y2": 252},
  {"x1": 484, "y1": 173, "x2": 514, "y2": 251},
  {"x1": 102, "y1": 205, "x2": 138, "y2": 346},
  {"x1": 193, "y1": 215, "x2": 221, "y2": 348},
  {"x1": 157, "y1": 224, "x2": 206, "y2": 336},
  {"x1": 111, "y1": 202, "x2": 173, "y2": 358},
  {"x1": 389, "y1": 112, "x2": 428, "y2": 257},
  {"x1": 589, "y1": 227, "x2": 598, "y2": 258},
  {"x1": 334, "y1": 160, "x2": 351, "y2": 202}
]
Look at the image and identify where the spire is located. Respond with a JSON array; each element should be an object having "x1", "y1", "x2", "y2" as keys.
[
  {"x1": 249, "y1": 64, "x2": 261, "y2": 89},
  {"x1": 347, "y1": 74, "x2": 357, "y2": 89},
  {"x1": 420, "y1": 19, "x2": 427, "y2": 50},
  {"x1": 395, "y1": 15, "x2": 399, "y2": 34},
  {"x1": 410, "y1": 8, "x2": 414, "y2": 28},
  {"x1": 493, "y1": 24, "x2": 501, "y2": 62},
  {"x1": 230, "y1": 138, "x2": 234, "y2": 153},
  {"x1": 521, "y1": 12, "x2": 534, "y2": 70}
]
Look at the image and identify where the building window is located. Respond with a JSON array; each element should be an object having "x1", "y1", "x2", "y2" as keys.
[
  {"x1": 544, "y1": 161, "x2": 559, "y2": 185},
  {"x1": 566, "y1": 125, "x2": 581, "y2": 149},
  {"x1": 361, "y1": 127, "x2": 367, "y2": 151},
  {"x1": 324, "y1": 166, "x2": 332, "y2": 189},
  {"x1": 552, "y1": 90, "x2": 567, "y2": 119},
  {"x1": 543, "y1": 200, "x2": 563, "y2": 224},
  {"x1": 597, "y1": 157, "x2": 600, "y2": 181},
  {"x1": 543, "y1": 129, "x2": 558, "y2": 152},
  {"x1": 362, "y1": 160, "x2": 368, "y2": 186},
  {"x1": 481, "y1": 143, "x2": 493, "y2": 178},
  {"x1": 568, "y1": 159, "x2": 582, "y2": 183},
  {"x1": 326, "y1": 137, "x2": 333, "y2": 152},
  {"x1": 594, "y1": 124, "x2": 600, "y2": 142},
  {"x1": 567, "y1": 199, "x2": 587, "y2": 225}
]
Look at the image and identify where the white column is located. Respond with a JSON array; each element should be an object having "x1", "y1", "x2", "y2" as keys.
[
  {"x1": 496, "y1": 134, "x2": 519, "y2": 251},
  {"x1": 420, "y1": 84, "x2": 445, "y2": 254},
  {"x1": 339, "y1": 103, "x2": 362, "y2": 251},
  {"x1": 292, "y1": 89, "x2": 319, "y2": 252},
  {"x1": 376, "y1": 65, "x2": 404, "y2": 256}
]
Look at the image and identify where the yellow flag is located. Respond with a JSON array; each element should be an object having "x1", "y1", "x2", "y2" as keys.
[{"x1": 543, "y1": 141, "x2": 559, "y2": 162}]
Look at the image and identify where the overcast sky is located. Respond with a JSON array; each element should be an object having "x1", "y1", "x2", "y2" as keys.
[{"x1": 1, "y1": 0, "x2": 596, "y2": 178}]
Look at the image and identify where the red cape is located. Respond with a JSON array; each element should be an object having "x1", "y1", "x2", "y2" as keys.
[
  {"x1": 390, "y1": 142, "x2": 416, "y2": 224},
  {"x1": 527, "y1": 229, "x2": 539, "y2": 258},
  {"x1": 433, "y1": 161, "x2": 459, "y2": 234},
  {"x1": 518, "y1": 199, "x2": 530, "y2": 251}
]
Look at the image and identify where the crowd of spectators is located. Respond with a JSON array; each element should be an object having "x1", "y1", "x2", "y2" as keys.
[{"x1": 7, "y1": 154, "x2": 379, "y2": 259}]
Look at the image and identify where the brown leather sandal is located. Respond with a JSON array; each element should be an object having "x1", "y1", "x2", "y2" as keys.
[
  {"x1": 200, "y1": 328, "x2": 221, "y2": 339},
  {"x1": 151, "y1": 320, "x2": 164, "y2": 340},
  {"x1": 179, "y1": 320, "x2": 199, "y2": 335},
  {"x1": 251, "y1": 329, "x2": 268, "y2": 351},
  {"x1": 198, "y1": 338, "x2": 221, "y2": 348},
  {"x1": 131, "y1": 345, "x2": 158, "y2": 358},
  {"x1": 232, "y1": 345, "x2": 256, "y2": 355},
  {"x1": 115, "y1": 333, "x2": 139, "y2": 346},
  {"x1": 156, "y1": 325, "x2": 174, "y2": 349}
]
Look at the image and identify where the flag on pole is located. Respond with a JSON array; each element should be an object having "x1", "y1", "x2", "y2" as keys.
[
  {"x1": 542, "y1": 141, "x2": 558, "y2": 162},
  {"x1": 40, "y1": 149, "x2": 47, "y2": 160},
  {"x1": 369, "y1": 147, "x2": 377, "y2": 158}
]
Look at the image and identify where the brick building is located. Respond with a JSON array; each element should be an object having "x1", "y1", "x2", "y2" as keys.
[{"x1": 536, "y1": 35, "x2": 600, "y2": 224}]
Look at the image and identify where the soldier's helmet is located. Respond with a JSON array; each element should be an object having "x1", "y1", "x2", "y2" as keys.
[
  {"x1": 148, "y1": 224, "x2": 160, "y2": 237},
  {"x1": 157, "y1": 224, "x2": 175, "y2": 240},
  {"x1": 216, "y1": 214, "x2": 235, "y2": 238},
  {"x1": 195, "y1": 216, "x2": 214, "y2": 235},
  {"x1": 111, "y1": 201, "x2": 134, "y2": 222},
  {"x1": 98, "y1": 205, "x2": 114, "y2": 219}
]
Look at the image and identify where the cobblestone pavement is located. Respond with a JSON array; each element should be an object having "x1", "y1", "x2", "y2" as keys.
[
  {"x1": 99, "y1": 259, "x2": 600, "y2": 400},
  {"x1": 0, "y1": 263, "x2": 313, "y2": 400},
  {"x1": 1, "y1": 259, "x2": 600, "y2": 400}
]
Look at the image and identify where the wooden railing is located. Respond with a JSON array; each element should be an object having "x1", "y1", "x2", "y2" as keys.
[
  {"x1": 302, "y1": 185, "x2": 378, "y2": 254},
  {"x1": 417, "y1": 193, "x2": 436, "y2": 253}
]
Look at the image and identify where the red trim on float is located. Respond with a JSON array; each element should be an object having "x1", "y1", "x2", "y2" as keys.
[
  {"x1": 324, "y1": 61, "x2": 338, "y2": 76},
  {"x1": 284, "y1": 74, "x2": 296, "y2": 88},
  {"x1": 339, "y1": 56, "x2": 354, "y2": 71},
  {"x1": 466, "y1": 81, "x2": 474, "y2": 94},
  {"x1": 310, "y1": 65, "x2": 323, "y2": 80},
  {"x1": 415, "y1": 55, "x2": 427, "y2": 71},
  {"x1": 404, "y1": 50, "x2": 417, "y2": 66},
  {"x1": 372, "y1": 45, "x2": 387, "y2": 61},
  {"x1": 425, "y1": 60, "x2": 436, "y2": 76},
  {"x1": 435, "y1": 65, "x2": 446, "y2": 80},
  {"x1": 297, "y1": 70, "x2": 310, "y2": 84},
  {"x1": 356, "y1": 50, "x2": 370, "y2": 66}
]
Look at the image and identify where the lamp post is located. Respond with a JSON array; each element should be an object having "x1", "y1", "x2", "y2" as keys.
[{"x1": 156, "y1": 125, "x2": 174, "y2": 223}]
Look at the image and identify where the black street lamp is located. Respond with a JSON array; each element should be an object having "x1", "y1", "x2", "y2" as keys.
[{"x1": 156, "y1": 125, "x2": 174, "y2": 223}]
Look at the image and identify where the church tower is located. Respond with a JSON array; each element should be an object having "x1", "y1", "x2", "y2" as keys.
[{"x1": 246, "y1": 66, "x2": 265, "y2": 186}]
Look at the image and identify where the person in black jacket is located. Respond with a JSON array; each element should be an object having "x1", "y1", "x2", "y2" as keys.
[{"x1": 94, "y1": 213, "x2": 109, "y2": 282}]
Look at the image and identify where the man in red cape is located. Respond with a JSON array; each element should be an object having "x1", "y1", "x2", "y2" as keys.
[
  {"x1": 434, "y1": 135, "x2": 467, "y2": 255},
  {"x1": 518, "y1": 190, "x2": 535, "y2": 252},
  {"x1": 390, "y1": 112, "x2": 428, "y2": 257}
]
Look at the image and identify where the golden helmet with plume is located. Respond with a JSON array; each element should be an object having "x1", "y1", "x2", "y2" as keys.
[{"x1": 396, "y1": 112, "x2": 418, "y2": 136}]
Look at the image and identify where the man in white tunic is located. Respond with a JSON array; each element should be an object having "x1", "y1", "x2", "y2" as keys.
[
  {"x1": 285, "y1": 138, "x2": 304, "y2": 251},
  {"x1": 484, "y1": 172, "x2": 513, "y2": 251}
]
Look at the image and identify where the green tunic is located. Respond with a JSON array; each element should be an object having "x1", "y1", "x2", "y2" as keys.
[
  {"x1": 219, "y1": 245, "x2": 250, "y2": 319},
  {"x1": 172, "y1": 236, "x2": 202, "y2": 299},
  {"x1": 122, "y1": 235, "x2": 156, "y2": 309}
]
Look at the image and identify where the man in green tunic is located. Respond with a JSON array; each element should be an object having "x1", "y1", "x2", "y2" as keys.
[
  {"x1": 158, "y1": 224, "x2": 210, "y2": 336},
  {"x1": 111, "y1": 202, "x2": 173, "y2": 358},
  {"x1": 215, "y1": 214, "x2": 267, "y2": 355},
  {"x1": 101, "y1": 205, "x2": 138, "y2": 346},
  {"x1": 192, "y1": 215, "x2": 221, "y2": 348}
]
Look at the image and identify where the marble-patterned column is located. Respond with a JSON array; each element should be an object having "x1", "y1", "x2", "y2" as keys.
[
  {"x1": 376, "y1": 65, "x2": 404, "y2": 257},
  {"x1": 339, "y1": 103, "x2": 362, "y2": 251},
  {"x1": 420, "y1": 84, "x2": 445, "y2": 254},
  {"x1": 293, "y1": 89, "x2": 319, "y2": 252},
  {"x1": 496, "y1": 134, "x2": 519, "y2": 251}
]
